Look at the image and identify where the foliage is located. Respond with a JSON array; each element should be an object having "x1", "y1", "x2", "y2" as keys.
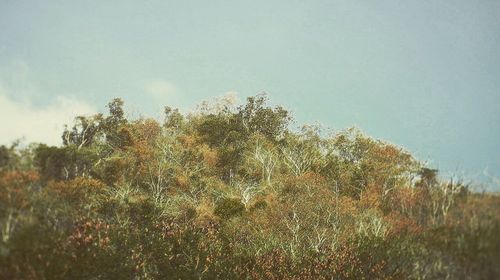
[{"x1": 0, "y1": 96, "x2": 499, "y2": 279}]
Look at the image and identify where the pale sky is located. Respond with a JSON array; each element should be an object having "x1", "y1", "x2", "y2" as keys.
[{"x1": 0, "y1": 0, "x2": 499, "y2": 189}]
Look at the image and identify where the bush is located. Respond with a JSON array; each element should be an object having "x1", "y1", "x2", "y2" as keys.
[{"x1": 214, "y1": 197, "x2": 245, "y2": 219}]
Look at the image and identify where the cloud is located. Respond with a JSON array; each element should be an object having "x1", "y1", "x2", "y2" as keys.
[
  {"x1": 0, "y1": 89, "x2": 97, "y2": 146},
  {"x1": 144, "y1": 79, "x2": 177, "y2": 101},
  {"x1": 0, "y1": 59, "x2": 97, "y2": 146}
]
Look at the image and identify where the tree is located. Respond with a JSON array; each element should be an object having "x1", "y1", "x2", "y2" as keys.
[
  {"x1": 107, "y1": 98, "x2": 125, "y2": 125},
  {"x1": 0, "y1": 145, "x2": 10, "y2": 169},
  {"x1": 164, "y1": 106, "x2": 184, "y2": 131},
  {"x1": 237, "y1": 94, "x2": 291, "y2": 142},
  {"x1": 34, "y1": 145, "x2": 97, "y2": 181},
  {"x1": 280, "y1": 126, "x2": 324, "y2": 177},
  {"x1": 62, "y1": 114, "x2": 104, "y2": 149},
  {"x1": 416, "y1": 167, "x2": 438, "y2": 188}
]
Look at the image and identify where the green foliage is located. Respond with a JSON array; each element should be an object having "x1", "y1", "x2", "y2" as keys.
[
  {"x1": 237, "y1": 94, "x2": 291, "y2": 141},
  {"x1": 1, "y1": 96, "x2": 499, "y2": 279},
  {"x1": 0, "y1": 145, "x2": 11, "y2": 169},
  {"x1": 214, "y1": 197, "x2": 245, "y2": 219},
  {"x1": 34, "y1": 145, "x2": 97, "y2": 181}
]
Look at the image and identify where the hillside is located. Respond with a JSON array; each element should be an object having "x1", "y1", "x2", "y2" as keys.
[{"x1": 1, "y1": 95, "x2": 499, "y2": 279}]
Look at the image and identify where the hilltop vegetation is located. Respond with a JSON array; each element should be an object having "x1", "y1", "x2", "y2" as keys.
[{"x1": 1, "y1": 95, "x2": 499, "y2": 279}]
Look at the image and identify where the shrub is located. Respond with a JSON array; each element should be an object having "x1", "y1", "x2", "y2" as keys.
[{"x1": 214, "y1": 197, "x2": 245, "y2": 219}]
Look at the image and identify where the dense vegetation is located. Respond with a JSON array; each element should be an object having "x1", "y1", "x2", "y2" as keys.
[{"x1": 1, "y1": 95, "x2": 499, "y2": 279}]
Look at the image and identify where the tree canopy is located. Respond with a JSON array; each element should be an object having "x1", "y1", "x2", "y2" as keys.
[{"x1": 1, "y1": 95, "x2": 499, "y2": 279}]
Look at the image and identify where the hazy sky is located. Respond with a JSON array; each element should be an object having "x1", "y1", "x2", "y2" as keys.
[{"x1": 0, "y1": 0, "x2": 499, "y2": 189}]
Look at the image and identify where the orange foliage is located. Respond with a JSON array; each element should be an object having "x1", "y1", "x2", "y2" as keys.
[
  {"x1": 46, "y1": 177, "x2": 105, "y2": 200},
  {"x1": 337, "y1": 195, "x2": 359, "y2": 217},
  {"x1": 281, "y1": 171, "x2": 328, "y2": 197},
  {"x1": 174, "y1": 174, "x2": 189, "y2": 189},
  {"x1": 384, "y1": 212, "x2": 422, "y2": 237},
  {"x1": 200, "y1": 144, "x2": 218, "y2": 168},
  {"x1": 298, "y1": 171, "x2": 327, "y2": 186},
  {"x1": 360, "y1": 184, "x2": 383, "y2": 210},
  {"x1": 177, "y1": 134, "x2": 197, "y2": 148},
  {"x1": 0, "y1": 170, "x2": 39, "y2": 188},
  {"x1": 195, "y1": 198, "x2": 217, "y2": 225},
  {"x1": 0, "y1": 170, "x2": 39, "y2": 208},
  {"x1": 132, "y1": 119, "x2": 162, "y2": 145},
  {"x1": 67, "y1": 218, "x2": 112, "y2": 252}
]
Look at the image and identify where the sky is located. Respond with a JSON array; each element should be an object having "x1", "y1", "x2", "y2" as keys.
[{"x1": 0, "y1": 0, "x2": 499, "y2": 189}]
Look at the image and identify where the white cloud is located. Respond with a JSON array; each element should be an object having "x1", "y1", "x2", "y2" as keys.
[
  {"x1": 144, "y1": 79, "x2": 177, "y2": 101},
  {"x1": 0, "y1": 59, "x2": 97, "y2": 146},
  {"x1": 0, "y1": 89, "x2": 97, "y2": 146}
]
